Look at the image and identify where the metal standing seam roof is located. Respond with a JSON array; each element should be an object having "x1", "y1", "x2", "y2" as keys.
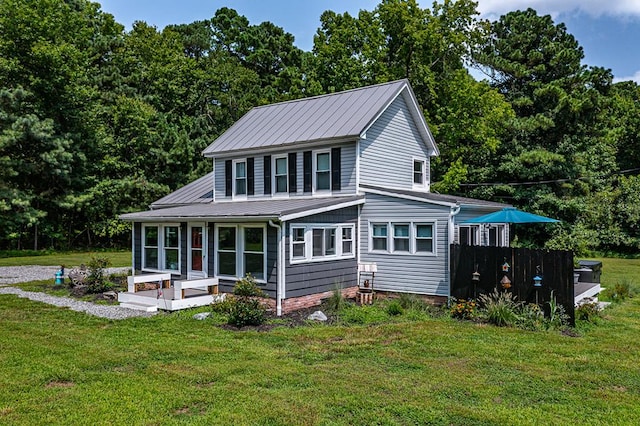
[
  {"x1": 202, "y1": 79, "x2": 419, "y2": 155},
  {"x1": 151, "y1": 172, "x2": 214, "y2": 209},
  {"x1": 359, "y1": 184, "x2": 510, "y2": 208},
  {"x1": 120, "y1": 195, "x2": 365, "y2": 221}
]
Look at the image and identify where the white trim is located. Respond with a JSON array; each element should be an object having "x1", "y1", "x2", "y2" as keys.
[
  {"x1": 367, "y1": 220, "x2": 437, "y2": 256},
  {"x1": 212, "y1": 157, "x2": 216, "y2": 202},
  {"x1": 289, "y1": 223, "x2": 356, "y2": 264},
  {"x1": 279, "y1": 197, "x2": 365, "y2": 221},
  {"x1": 355, "y1": 138, "x2": 361, "y2": 193},
  {"x1": 214, "y1": 223, "x2": 267, "y2": 282},
  {"x1": 232, "y1": 158, "x2": 247, "y2": 200},
  {"x1": 187, "y1": 222, "x2": 207, "y2": 279},
  {"x1": 141, "y1": 223, "x2": 182, "y2": 274},
  {"x1": 272, "y1": 154, "x2": 289, "y2": 196},
  {"x1": 313, "y1": 149, "x2": 332, "y2": 194},
  {"x1": 131, "y1": 225, "x2": 135, "y2": 275}
]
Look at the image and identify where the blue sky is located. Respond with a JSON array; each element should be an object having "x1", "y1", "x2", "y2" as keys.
[{"x1": 99, "y1": 0, "x2": 640, "y2": 83}]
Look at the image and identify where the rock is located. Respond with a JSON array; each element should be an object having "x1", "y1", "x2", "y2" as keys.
[
  {"x1": 193, "y1": 312, "x2": 211, "y2": 320},
  {"x1": 103, "y1": 291, "x2": 117, "y2": 300},
  {"x1": 307, "y1": 310, "x2": 327, "y2": 321}
]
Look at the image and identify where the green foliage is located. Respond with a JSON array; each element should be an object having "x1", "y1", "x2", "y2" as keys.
[
  {"x1": 601, "y1": 279, "x2": 634, "y2": 303},
  {"x1": 386, "y1": 300, "x2": 404, "y2": 316},
  {"x1": 338, "y1": 304, "x2": 390, "y2": 325},
  {"x1": 517, "y1": 303, "x2": 545, "y2": 331},
  {"x1": 326, "y1": 286, "x2": 347, "y2": 312},
  {"x1": 576, "y1": 301, "x2": 601, "y2": 323},
  {"x1": 478, "y1": 289, "x2": 521, "y2": 327},
  {"x1": 449, "y1": 298, "x2": 477, "y2": 320},
  {"x1": 547, "y1": 291, "x2": 570, "y2": 330},
  {"x1": 227, "y1": 274, "x2": 267, "y2": 327},
  {"x1": 85, "y1": 256, "x2": 112, "y2": 293}
]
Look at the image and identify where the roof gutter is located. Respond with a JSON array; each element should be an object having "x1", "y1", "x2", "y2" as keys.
[{"x1": 447, "y1": 204, "x2": 461, "y2": 299}]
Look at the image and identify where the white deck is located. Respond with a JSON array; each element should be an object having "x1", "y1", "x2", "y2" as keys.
[
  {"x1": 118, "y1": 275, "x2": 221, "y2": 312},
  {"x1": 574, "y1": 282, "x2": 602, "y2": 305}
]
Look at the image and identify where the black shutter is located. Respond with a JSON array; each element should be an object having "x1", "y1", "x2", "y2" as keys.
[
  {"x1": 331, "y1": 147, "x2": 341, "y2": 191},
  {"x1": 288, "y1": 152, "x2": 297, "y2": 193},
  {"x1": 303, "y1": 151, "x2": 312, "y2": 193},
  {"x1": 263, "y1": 155, "x2": 271, "y2": 195},
  {"x1": 224, "y1": 159, "x2": 232, "y2": 197},
  {"x1": 247, "y1": 157, "x2": 254, "y2": 196}
]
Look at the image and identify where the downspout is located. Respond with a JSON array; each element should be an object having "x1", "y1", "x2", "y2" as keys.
[
  {"x1": 131, "y1": 224, "x2": 136, "y2": 276},
  {"x1": 447, "y1": 205, "x2": 461, "y2": 298},
  {"x1": 268, "y1": 220, "x2": 285, "y2": 316}
]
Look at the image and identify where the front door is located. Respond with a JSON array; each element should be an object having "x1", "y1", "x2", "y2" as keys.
[{"x1": 188, "y1": 223, "x2": 206, "y2": 279}]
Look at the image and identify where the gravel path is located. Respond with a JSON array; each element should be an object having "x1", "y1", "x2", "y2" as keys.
[{"x1": 0, "y1": 265, "x2": 155, "y2": 319}]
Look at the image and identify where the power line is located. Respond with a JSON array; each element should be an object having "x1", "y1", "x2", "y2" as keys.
[{"x1": 458, "y1": 167, "x2": 640, "y2": 187}]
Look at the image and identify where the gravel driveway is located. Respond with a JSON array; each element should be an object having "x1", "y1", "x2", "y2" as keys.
[{"x1": 0, "y1": 265, "x2": 154, "y2": 319}]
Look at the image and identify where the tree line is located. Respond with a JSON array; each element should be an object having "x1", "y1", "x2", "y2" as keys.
[{"x1": 0, "y1": 0, "x2": 638, "y2": 255}]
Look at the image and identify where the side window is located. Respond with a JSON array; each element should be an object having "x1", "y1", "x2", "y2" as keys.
[
  {"x1": 415, "y1": 224, "x2": 434, "y2": 253},
  {"x1": 274, "y1": 156, "x2": 288, "y2": 193},
  {"x1": 234, "y1": 160, "x2": 247, "y2": 196},
  {"x1": 290, "y1": 224, "x2": 354, "y2": 263},
  {"x1": 217, "y1": 226, "x2": 237, "y2": 276},
  {"x1": 143, "y1": 226, "x2": 159, "y2": 270},
  {"x1": 291, "y1": 227, "x2": 306, "y2": 259},
  {"x1": 392, "y1": 224, "x2": 410, "y2": 252},
  {"x1": 163, "y1": 226, "x2": 180, "y2": 271},
  {"x1": 413, "y1": 159, "x2": 426, "y2": 187},
  {"x1": 372, "y1": 224, "x2": 388, "y2": 251}
]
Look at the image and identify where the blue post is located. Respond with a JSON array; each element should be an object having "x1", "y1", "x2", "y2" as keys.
[{"x1": 55, "y1": 269, "x2": 64, "y2": 285}]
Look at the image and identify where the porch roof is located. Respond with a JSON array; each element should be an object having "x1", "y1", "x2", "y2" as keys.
[
  {"x1": 360, "y1": 184, "x2": 509, "y2": 208},
  {"x1": 120, "y1": 195, "x2": 365, "y2": 222}
]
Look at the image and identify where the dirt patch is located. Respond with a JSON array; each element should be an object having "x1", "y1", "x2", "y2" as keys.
[{"x1": 45, "y1": 381, "x2": 74, "y2": 388}]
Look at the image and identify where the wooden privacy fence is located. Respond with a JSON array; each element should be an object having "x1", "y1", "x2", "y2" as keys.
[{"x1": 450, "y1": 244, "x2": 575, "y2": 324}]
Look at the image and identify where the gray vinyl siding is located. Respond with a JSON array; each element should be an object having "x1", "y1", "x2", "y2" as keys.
[
  {"x1": 360, "y1": 94, "x2": 432, "y2": 190},
  {"x1": 284, "y1": 207, "x2": 358, "y2": 297},
  {"x1": 133, "y1": 222, "x2": 142, "y2": 272},
  {"x1": 214, "y1": 143, "x2": 357, "y2": 200},
  {"x1": 453, "y1": 207, "x2": 510, "y2": 246},
  {"x1": 359, "y1": 193, "x2": 451, "y2": 296}
]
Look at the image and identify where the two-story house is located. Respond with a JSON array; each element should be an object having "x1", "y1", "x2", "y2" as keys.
[{"x1": 120, "y1": 79, "x2": 508, "y2": 314}]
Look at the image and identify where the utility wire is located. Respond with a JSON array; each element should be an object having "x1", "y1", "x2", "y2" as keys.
[{"x1": 458, "y1": 167, "x2": 640, "y2": 187}]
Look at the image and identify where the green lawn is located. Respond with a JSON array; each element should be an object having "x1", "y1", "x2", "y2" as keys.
[
  {"x1": 0, "y1": 251, "x2": 131, "y2": 268},
  {"x1": 0, "y1": 258, "x2": 639, "y2": 425}
]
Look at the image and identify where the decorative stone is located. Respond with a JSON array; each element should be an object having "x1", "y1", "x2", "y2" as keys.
[
  {"x1": 103, "y1": 291, "x2": 118, "y2": 300},
  {"x1": 193, "y1": 312, "x2": 211, "y2": 320},
  {"x1": 307, "y1": 310, "x2": 327, "y2": 321}
]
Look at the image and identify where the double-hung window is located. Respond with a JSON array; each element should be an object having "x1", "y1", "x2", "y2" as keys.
[
  {"x1": 290, "y1": 224, "x2": 354, "y2": 263},
  {"x1": 413, "y1": 158, "x2": 426, "y2": 187},
  {"x1": 458, "y1": 225, "x2": 479, "y2": 246},
  {"x1": 369, "y1": 221, "x2": 436, "y2": 255},
  {"x1": 234, "y1": 160, "x2": 247, "y2": 196},
  {"x1": 274, "y1": 156, "x2": 288, "y2": 193},
  {"x1": 392, "y1": 224, "x2": 410, "y2": 253},
  {"x1": 142, "y1": 224, "x2": 181, "y2": 272},
  {"x1": 315, "y1": 151, "x2": 331, "y2": 191},
  {"x1": 216, "y1": 225, "x2": 266, "y2": 281}
]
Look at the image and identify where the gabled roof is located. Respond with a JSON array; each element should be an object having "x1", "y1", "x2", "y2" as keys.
[
  {"x1": 360, "y1": 184, "x2": 509, "y2": 208},
  {"x1": 121, "y1": 195, "x2": 365, "y2": 222},
  {"x1": 151, "y1": 172, "x2": 214, "y2": 209},
  {"x1": 203, "y1": 79, "x2": 438, "y2": 156}
]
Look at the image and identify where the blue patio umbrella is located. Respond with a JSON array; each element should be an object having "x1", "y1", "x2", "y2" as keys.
[{"x1": 460, "y1": 207, "x2": 560, "y2": 224}]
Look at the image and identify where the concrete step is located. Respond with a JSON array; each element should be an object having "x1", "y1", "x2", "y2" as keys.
[{"x1": 119, "y1": 301, "x2": 158, "y2": 312}]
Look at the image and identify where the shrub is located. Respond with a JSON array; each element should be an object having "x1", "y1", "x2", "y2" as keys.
[
  {"x1": 397, "y1": 293, "x2": 430, "y2": 312},
  {"x1": 546, "y1": 291, "x2": 570, "y2": 330},
  {"x1": 386, "y1": 300, "x2": 404, "y2": 316},
  {"x1": 449, "y1": 298, "x2": 477, "y2": 320},
  {"x1": 576, "y1": 301, "x2": 601, "y2": 323},
  {"x1": 326, "y1": 286, "x2": 347, "y2": 312},
  {"x1": 226, "y1": 274, "x2": 267, "y2": 327},
  {"x1": 478, "y1": 289, "x2": 521, "y2": 327},
  {"x1": 86, "y1": 256, "x2": 113, "y2": 294},
  {"x1": 517, "y1": 303, "x2": 545, "y2": 331},
  {"x1": 601, "y1": 279, "x2": 633, "y2": 303}
]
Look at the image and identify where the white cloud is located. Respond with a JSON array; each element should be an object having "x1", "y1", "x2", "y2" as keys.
[
  {"x1": 613, "y1": 70, "x2": 640, "y2": 83},
  {"x1": 476, "y1": 0, "x2": 640, "y2": 20}
]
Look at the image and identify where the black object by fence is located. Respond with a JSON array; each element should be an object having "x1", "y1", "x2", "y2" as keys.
[{"x1": 450, "y1": 244, "x2": 575, "y2": 325}]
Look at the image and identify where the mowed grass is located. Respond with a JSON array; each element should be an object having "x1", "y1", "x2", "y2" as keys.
[
  {"x1": 0, "y1": 258, "x2": 638, "y2": 425},
  {"x1": 0, "y1": 251, "x2": 131, "y2": 268}
]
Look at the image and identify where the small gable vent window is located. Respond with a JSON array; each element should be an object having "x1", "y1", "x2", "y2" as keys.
[{"x1": 413, "y1": 159, "x2": 426, "y2": 187}]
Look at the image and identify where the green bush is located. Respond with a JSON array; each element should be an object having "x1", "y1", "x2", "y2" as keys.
[
  {"x1": 449, "y1": 298, "x2": 477, "y2": 320},
  {"x1": 86, "y1": 256, "x2": 113, "y2": 293},
  {"x1": 339, "y1": 305, "x2": 389, "y2": 325},
  {"x1": 226, "y1": 274, "x2": 267, "y2": 327},
  {"x1": 478, "y1": 289, "x2": 521, "y2": 327},
  {"x1": 601, "y1": 279, "x2": 633, "y2": 303},
  {"x1": 576, "y1": 301, "x2": 601, "y2": 323},
  {"x1": 517, "y1": 303, "x2": 545, "y2": 331},
  {"x1": 546, "y1": 291, "x2": 570, "y2": 330},
  {"x1": 326, "y1": 286, "x2": 347, "y2": 312},
  {"x1": 386, "y1": 300, "x2": 404, "y2": 316}
]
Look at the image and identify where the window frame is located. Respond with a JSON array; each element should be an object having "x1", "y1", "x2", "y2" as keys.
[
  {"x1": 289, "y1": 223, "x2": 355, "y2": 264},
  {"x1": 412, "y1": 157, "x2": 427, "y2": 189},
  {"x1": 141, "y1": 223, "x2": 182, "y2": 274},
  {"x1": 232, "y1": 158, "x2": 247, "y2": 199},
  {"x1": 313, "y1": 149, "x2": 331, "y2": 193},
  {"x1": 273, "y1": 155, "x2": 288, "y2": 195},
  {"x1": 215, "y1": 224, "x2": 267, "y2": 282},
  {"x1": 392, "y1": 223, "x2": 411, "y2": 253},
  {"x1": 368, "y1": 220, "x2": 437, "y2": 256},
  {"x1": 458, "y1": 225, "x2": 480, "y2": 246}
]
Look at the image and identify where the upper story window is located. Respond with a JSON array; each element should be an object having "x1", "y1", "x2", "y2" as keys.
[
  {"x1": 274, "y1": 156, "x2": 288, "y2": 193},
  {"x1": 315, "y1": 151, "x2": 331, "y2": 191},
  {"x1": 234, "y1": 160, "x2": 247, "y2": 196},
  {"x1": 413, "y1": 158, "x2": 426, "y2": 187}
]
